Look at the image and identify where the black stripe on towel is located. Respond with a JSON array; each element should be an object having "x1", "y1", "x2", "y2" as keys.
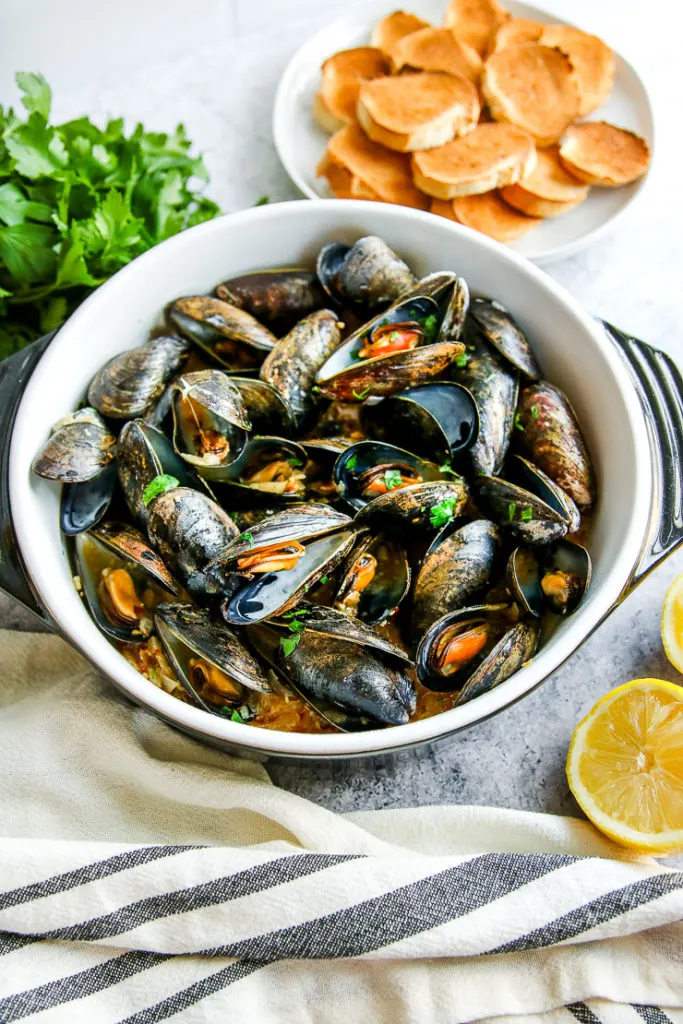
[
  {"x1": 566, "y1": 1004, "x2": 602, "y2": 1023},
  {"x1": 0, "y1": 846, "x2": 198, "y2": 911},
  {"x1": 117, "y1": 960, "x2": 264, "y2": 1024},
  {"x1": 633, "y1": 1006, "x2": 674, "y2": 1024},
  {"x1": 487, "y1": 871, "x2": 683, "y2": 954},
  {"x1": 0, "y1": 853, "x2": 362, "y2": 956}
]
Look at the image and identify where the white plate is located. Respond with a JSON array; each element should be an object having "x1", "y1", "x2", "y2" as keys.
[{"x1": 273, "y1": 0, "x2": 654, "y2": 263}]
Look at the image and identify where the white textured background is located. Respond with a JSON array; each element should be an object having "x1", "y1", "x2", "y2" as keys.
[{"x1": 1, "y1": 0, "x2": 683, "y2": 826}]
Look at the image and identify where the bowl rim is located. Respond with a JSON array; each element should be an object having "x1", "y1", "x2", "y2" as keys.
[
  {"x1": 272, "y1": 0, "x2": 656, "y2": 265},
  {"x1": 9, "y1": 199, "x2": 652, "y2": 757}
]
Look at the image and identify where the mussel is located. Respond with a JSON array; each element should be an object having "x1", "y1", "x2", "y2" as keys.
[
  {"x1": 259, "y1": 309, "x2": 343, "y2": 427},
  {"x1": 475, "y1": 455, "x2": 579, "y2": 545},
  {"x1": 251, "y1": 604, "x2": 415, "y2": 728},
  {"x1": 316, "y1": 236, "x2": 416, "y2": 311},
  {"x1": 32, "y1": 408, "x2": 116, "y2": 483},
  {"x1": 469, "y1": 298, "x2": 540, "y2": 379},
  {"x1": 299, "y1": 439, "x2": 352, "y2": 501},
  {"x1": 333, "y1": 440, "x2": 451, "y2": 512},
  {"x1": 171, "y1": 370, "x2": 251, "y2": 476},
  {"x1": 211, "y1": 437, "x2": 308, "y2": 504},
  {"x1": 411, "y1": 520, "x2": 500, "y2": 644},
  {"x1": 167, "y1": 296, "x2": 276, "y2": 372},
  {"x1": 315, "y1": 274, "x2": 465, "y2": 401},
  {"x1": 211, "y1": 504, "x2": 357, "y2": 625},
  {"x1": 354, "y1": 479, "x2": 469, "y2": 536},
  {"x1": 231, "y1": 377, "x2": 295, "y2": 436},
  {"x1": 215, "y1": 268, "x2": 325, "y2": 329},
  {"x1": 507, "y1": 540, "x2": 592, "y2": 617},
  {"x1": 146, "y1": 484, "x2": 239, "y2": 599},
  {"x1": 155, "y1": 603, "x2": 272, "y2": 716},
  {"x1": 416, "y1": 604, "x2": 540, "y2": 705},
  {"x1": 88, "y1": 336, "x2": 189, "y2": 419},
  {"x1": 61, "y1": 463, "x2": 118, "y2": 536},
  {"x1": 75, "y1": 522, "x2": 178, "y2": 643},
  {"x1": 514, "y1": 381, "x2": 596, "y2": 509},
  {"x1": 363, "y1": 382, "x2": 479, "y2": 464},
  {"x1": 334, "y1": 532, "x2": 410, "y2": 624}
]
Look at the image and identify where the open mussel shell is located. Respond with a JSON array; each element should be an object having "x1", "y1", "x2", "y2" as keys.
[
  {"x1": 259, "y1": 309, "x2": 343, "y2": 427},
  {"x1": 363, "y1": 382, "x2": 479, "y2": 464},
  {"x1": 509, "y1": 455, "x2": 580, "y2": 532},
  {"x1": 215, "y1": 268, "x2": 325, "y2": 329},
  {"x1": 171, "y1": 369, "x2": 251, "y2": 475},
  {"x1": 334, "y1": 532, "x2": 411, "y2": 625},
  {"x1": 209, "y1": 436, "x2": 308, "y2": 501},
  {"x1": 315, "y1": 276, "x2": 465, "y2": 401},
  {"x1": 416, "y1": 604, "x2": 540, "y2": 703},
  {"x1": 316, "y1": 236, "x2": 416, "y2": 311},
  {"x1": 411, "y1": 520, "x2": 500, "y2": 644},
  {"x1": 515, "y1": 381, "x2": 596, "y2": 509},
  {"x1": 61, "y1": 463, "x2": 118, "y2": 536},
  {"x1": 117, "y1": 419, "x2": 209, "y2": 527},
  {"x1": 353, "y1": 479, "x2": 469, "y2": 536},
  {"x1": 154, "y1": 603, "x2": 271, "y2": 716},
  {"x1": 475, "y1": 456, "x2": 579, "y2": 545},
  {"x1": 88, "y1": 336, "x2": 189, "y2": 419},
  {"x1": 167, "y1": 296, "x2": 277, "y2": 372},
  {"x1": 508, "y1": 540, "x2": 592, "y2": 618},
  {"x1": 469, "y1": 298, "x2": 540, "y2": 379},
  {"x1": 438, "y1": 276, "x2": 470, "y2": 342},
  {"x1": 452, "y1": 324, "x2": 518, "y2": 477},
  {"x1": 231, "y1": 377, "x2": 296, "y2": 435},
  {"x1": 75, "y1": 523, "x2": 178, "y2": 643},
  {"x1": 32, "y1": 408, "x2": 116, "y2": 483},
  {"x1": 147, "y1": 486, "x2": 239, "y2": 600},
  {"x1": 299, "y1": 439, "x2": 352, "y2": 502},
  {"x1": 333, "y1": 440, "x2": 448, "y2": 511}
]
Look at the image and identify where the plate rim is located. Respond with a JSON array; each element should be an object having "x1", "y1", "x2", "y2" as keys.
[{"x1": 272, "y1": 0, "x2": 655, "y2": 264}]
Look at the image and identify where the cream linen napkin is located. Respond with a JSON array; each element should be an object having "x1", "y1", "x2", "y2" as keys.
[{"x1": 0, "y1": 628, "x2": 681, "y2": 1024}]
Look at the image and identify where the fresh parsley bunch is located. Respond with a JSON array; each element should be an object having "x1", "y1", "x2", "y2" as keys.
[{"x1": 0, "y1": 72, "x2": 221, "y2": 358}]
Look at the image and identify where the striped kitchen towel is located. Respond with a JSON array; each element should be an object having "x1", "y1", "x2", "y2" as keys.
[{"x1": 0, "y1": 629, "x2": 681, "y2": 1023}]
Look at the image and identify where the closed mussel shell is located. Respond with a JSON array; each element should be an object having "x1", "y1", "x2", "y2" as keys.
[
  {"x1": 167, "y1": 296, "x2": 277, "y2": 371},
  {"x1": 334, "y1": 441, "x2": 448, "y2": 511},
  {"x1": 469, "y1": 298, "x2": 540, "y2": 379},
  {"x1": 61, "y1": 463, "x2": 118, "y2": 536},
  {"x1": 509, "y1": 455, "x2": 580, "y2": 533},
  {"x1": 334, "y1": 532, "x2": 411, "y2": 625},
  {"x1": 353, "y1": 479, "x2": 469, "y2": 535},
  {"x1": 411, "y1": 520, "x2": 500, "y2": 643},
  {"x1": 88, "y1": 336, "x2": 189, "y2": 419},
  {"x1": 474, "y1": 474, "x2": 569, "y2": 545},
  {"x1": 32, "y1": 408, "x2": 116, "y2": 483},
  {"x1": 363, "y1": 381, "x2": 479, "y2": 463},
  {"x1": 215, "y1": 268, "x2": 325, "y2": 328},
  {"x1": 507, "y1": 540, "x2": 592, "y2": 618},
  {"x1": 316, "y1": 236, "x2": 416, "y2": 310}
]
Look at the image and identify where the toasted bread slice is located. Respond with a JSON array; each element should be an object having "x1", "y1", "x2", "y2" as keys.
[
  {"x1": 314, "y1": 92, "x2": 346, "y2": 134},
  {"x1": 482, "y1": 44, "x2": 580, "y2": 147},
  {"x1": 444, "y1": 0, "x2": 509, "y2": 56},
  {"x1": 540, "y1": 26, "x2": 614, "y2": 116},
  {"x1": 358, "y1": 71, "x2": 480, "y2": 152},
  {"x1": 323, "y1": 123, "x2": 429, "y2": 208},
  {"x1": 371, "y1": 11, "x2": 431, "y2": 55},
  {"x1": 490, "y1": 17, "x2": 544, "y2": 53},
  {"x1": 412, "y1": 122, "x2": 536, "y2": 199},
  {"x1": 509, "y1": 145, "x2": 589, "y2": 202},
  {"x1": 558, "y1": 122, "x2": 650, "y2": 186},
  {"x1": 316, "y1": 150, "x2": 355, "y2": 198},
  {"x1": 350, "y1": 176, "x2": 383, "y2": 200},
  {"x1": 319, "y1": 47, "x2": 390, "y2": 129},
  {"x1": 432, "y1": 193, "x2": 541, "y2": 241},
  {"x1": 500, "y1": 183, "x2": 584, "y2": 218},
  {"x1": 390, "y1": 26, "x2": 482, "y2": 83}
]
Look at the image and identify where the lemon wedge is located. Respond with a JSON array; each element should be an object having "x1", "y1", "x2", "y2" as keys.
[
  {"x1": 661, "y1": 573, "x2": 683, "y2": 673},
  {"x1": 567, "y1": 679, "x2": 683, "y2": 855}
]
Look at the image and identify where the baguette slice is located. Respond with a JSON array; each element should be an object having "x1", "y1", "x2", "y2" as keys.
[
  {"x1": 358, "y1": 71, "x2": 480, "y2": 152},
  {"x1": 500, "y1": 183, "x2": 584, "y2": 218},
  {"x1": 540, "y1": 25, "x2": 614, "y2": 116},
  {"x1": 318, "y1": 47, "x2": 390, "y2": 130},
  {"x1": 322, "y1": 123, "x2": 429, "y2": 209},
  {"x1": 503, "y1": 145, "x2": 589, "y2": 211},
  {"x1": 482, "y1": 44, "x2": 580, "y2": 147},
  {"x1": 444, "y1": 0, "x2": 509, "y2": 56},
  {"x1": 558, "y1": 122, "x2": 651, "y2": 186},
  {"x1": 490, "y1": 17, "x2": 544, "y2": 53},
  {"x1": 432, "y1": 193, "x2": 542, "y2": 241},
  {"x1": 350, "y1": 176, "x2": 382, "y2": 200},
  {"x1": 314, "y1": 92, "x2": 346, "y2": 134},
  {"x1": 371, "y1": 10, "x2": 431, "y2": 55},
  {"x1": 390, "y1": 26, "x2": 482, "y2": 83},
  {"x1": 412, "y1": 122, "x2": 536, "y2": 199},
  {"x1": 316, "y1": 150, "x2": 355, "y2": 198}
]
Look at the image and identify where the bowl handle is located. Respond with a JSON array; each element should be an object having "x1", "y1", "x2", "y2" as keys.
[
  {"x1": 601, "y1": 321, "x2": 683, "y2": 598},
  {"x1": 0, "y1": 335, "x2": 56, "y2": 626}
]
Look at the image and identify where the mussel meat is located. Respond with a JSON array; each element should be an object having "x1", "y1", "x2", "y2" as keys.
[
  {"x1": 333, "y1": 440, "x2": 450, "y2": 511},
  {"x1": 334, "y1": 532, "x2": 410, "y2": 624},
  {"x1": 507, "y1": 540, "x2": 592, "y2": 617},
  {"x1": 171, "y1": 370, "x2": 250, "y2": 475}
]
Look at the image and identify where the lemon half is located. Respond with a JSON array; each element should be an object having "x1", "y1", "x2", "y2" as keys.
[{"x1": 661, "y1": 573, "x2": 683, "y2": 673}]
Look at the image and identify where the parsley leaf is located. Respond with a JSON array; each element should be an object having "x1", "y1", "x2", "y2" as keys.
[
  {"x1": 142, "y1": 474, "x2": 179, "y2": 506},
  {"x1": 345, "y1": 454, "x2": 357, "y2": 471},
  {"x1": 520, "y1": 506, "x2": 534, "y2": 522},
  {"x1": 429, "y1": 497, "x2": 458, "y2": 529},
  {"x1": 280, "y1": 633, "x2": 302, "y2": 657},
  {"x1": 454, "y1": 351, "x2": 469, "y2": 368},
  {"x1": 320, "y1": 576, "x2": 329, "y2": 584},
  {"x1": 239, "y1": 531, "x2": 255, "y2": 547},
  {"x1": 228, "y1": 709, "x2": 244, "y2": 723},
  {"x1": 530, "y1": 405, "x2": 540, "y2": 420},
  {"x1": 514, "y1": 413, "x2": 525, "y2": 432},
  {"x1": 421, "y1": 313, "x2": 439, "y2": 342},
  {"x1": 384, "y1": 468, "x2": 403, "y2": 490},
  {"x1": 507, "y1": 502, "x2": 517, "y2": 522},
  {"x1": 15, "y1": 73, "x2": 52, "y2": 119},
  {"x1": 288, "y1": 456, "x2": 304, "y2": 468},
  {"x1": 352, "y1": 386, "x2": 371, "y2": 400},
  {"x1": 254, "y1": 195, "x2": 269, "y2": 206},
  {"x1": 438, "y1": 462, "x2": 457, "y2": 477}
]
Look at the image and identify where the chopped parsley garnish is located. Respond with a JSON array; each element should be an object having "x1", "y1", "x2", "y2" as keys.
[
  {"x1": 239, "y1": 531, "x2": 255, "y2": 547},
  {"x1": 384, "y1": 468, "x2": 403, "y2": 490},
  {"x1": 229, "y1": 709, "x2": 244, "y2": 723},
  {"x1": 282, "y1": 608, "x2": 309, "y2": 620},
  {"x1": 320, "y1": 576, "x2": 329, "y2": 584},
  {"x1": 311, "y1": 385, "x2": 321, "y2": 394},
  {"x1": 507, "y1": 502, "x2": 517, "y2": 521},
  {"x1": 454, "y1": 351, "x2": 469, "y2": 368},
  {"x1": 438, "y1": 462, "x2": 457, "y2": 477},
  {"x1": 346, "y1": 453, "x2": 357, "y2": 471},
  {"x1": 390, "y1": 331, "x2": 400, "y2": 342},
  {"x1": 421, "y1": 313, "x2": 439, "y2": 342},
  {"x1": 280, "y1": 633, "x2": 302, "y2": 657},
  {"x1": 530, "y1": 405, "x2": 540, "y2": 420},
  {"x1": 429, "y1": 497, "x2": 458, "y2": 529},
  {"x1": 142, "y1": 474, "x2": 179, "y2": 506},
  {"x1": 520, "y1": 506, "x2": 534, "y2": 522},
  {"x1": 288, "y1": 456, "x2": 304, "y2": 467},
  {"x1": 514, "y1": 413, "x2": 525, "y2": 432},
  {"x1": 352, "y1": 386, "x2": 371, "y2": 400},
  {"x1": 254, "y1": 195, "x2": 269, "y2": 206}
]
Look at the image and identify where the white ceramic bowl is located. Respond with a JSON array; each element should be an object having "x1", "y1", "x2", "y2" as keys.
[
  {"x1": 5, "y1": 200, "x2": 679, "y2": 760},
  {"x1": 273, "y1": 0, "x2": 655, "y2": 264}
]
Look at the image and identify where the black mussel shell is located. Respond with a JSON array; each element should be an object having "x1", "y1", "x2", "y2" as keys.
[
  {"x1": 333, "y1": 440, "x2": 448, "y2": 511},
  {"x1": 167, "y1": 296, "x2": 276, "y2": 371},
  {"x1": 209, "y1": 436, "x2": 308, "y2": 501},
  {"x1": 438, "y1": 276, "x2": 469, "y2": 342},
  {"x1": 474, "y1": 474, "x2": 569, "y2": 545},
  {"x1": 507, "y1": 540, "x2": 591, "y2": 617},
  {"x1": 334, "y1": 532, "x2": 411, "y2": 625},
  {"x1": 455, "y1": 620, "x2": 540, "y2": 706},
  {"x1": 171, "y1": 370, "x2": 251, "y2": 476},
  {"x1": 32, "y1": 409, "x2": 116, "y2": 483},
  {"x1": 215, "y1": 268, "x2": 325, "y2": 328},
  {"x1": 470, "y1": 298, "x2": 540, "y2": 379},
  {"x1": 317, "y1": 236, "x2": 415, "y2": 311},
  {"x1": 61, "y1": 463, "x2": 118, "y2": 536},
  {"x1": 88, "y1": 336, "x2": 189, "y2": 419},
  {"x1": 363, "y1": 382, "x2": 479, "y2": 463},
  {"x1": 508, "y1": 455, "x2": 580, "y2": 533},
  {"x1": 353, "y1": 479, "x2": 469, "y2": 535},
  {"x1": 232, "y1": 377, "x2": 296, "y2": 435}
]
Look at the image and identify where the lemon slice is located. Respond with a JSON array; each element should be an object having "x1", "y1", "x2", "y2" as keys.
[
  {"x1": 567, "y1": 679, "x2": 683, "y2": 855},
  {"x1": 661, "y1": 573, "x2": 683, "y2": 672}
]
